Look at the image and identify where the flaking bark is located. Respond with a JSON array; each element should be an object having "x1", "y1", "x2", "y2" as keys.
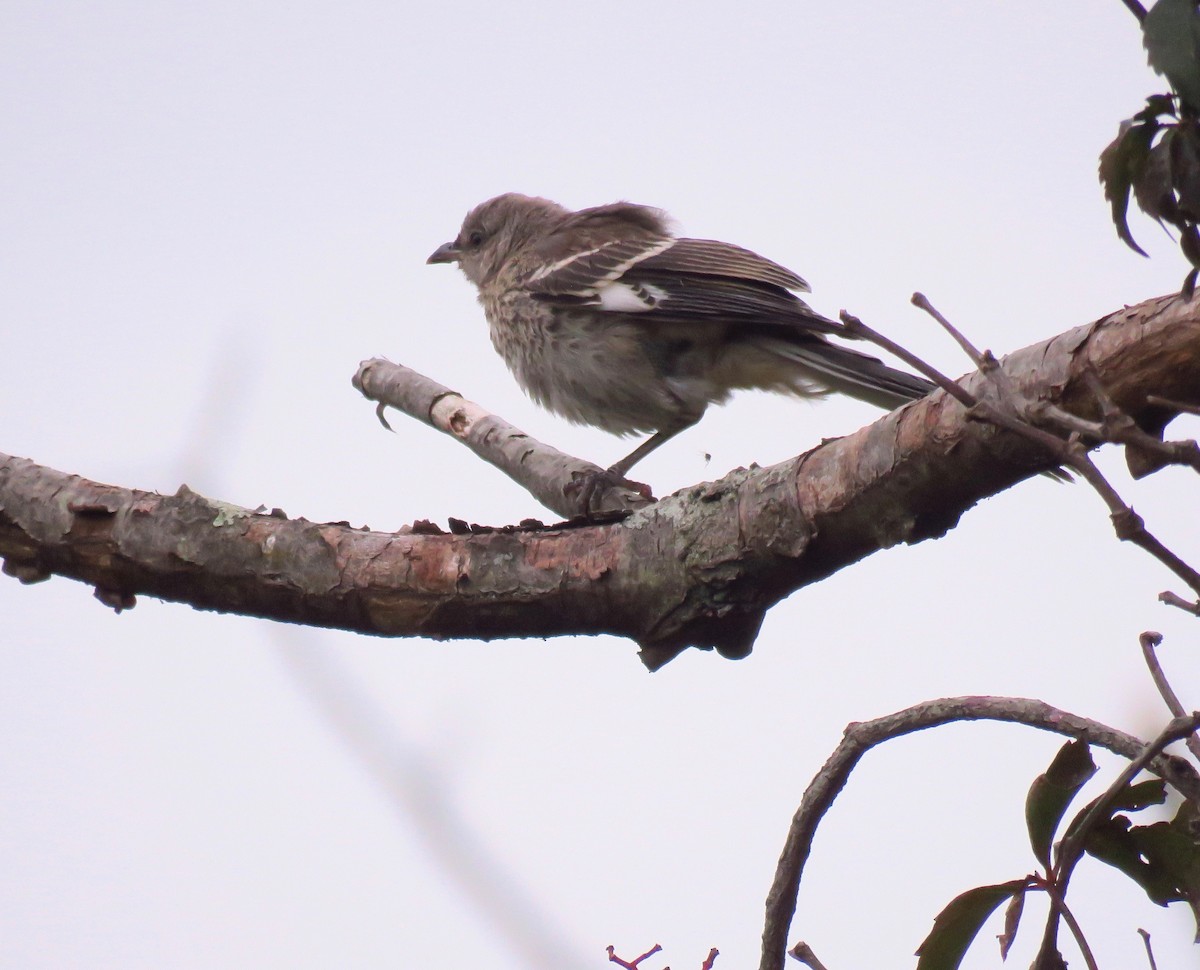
[{"x1": 2, "y1": 295, "x2": 1197, "y2": 667}]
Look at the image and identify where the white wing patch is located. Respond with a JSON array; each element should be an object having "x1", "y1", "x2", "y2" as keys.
[
  {"x1": 526, "y1": 246, "x2": 607, "y2": 284},
  {"x1": 524, "y1": 237, "x2": 676, "y2": 296},
  {"x1": 595, "y1": 280, "x2": 670, "y2": 312}
]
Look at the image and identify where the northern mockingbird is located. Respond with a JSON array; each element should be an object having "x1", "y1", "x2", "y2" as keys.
[{"x1": 428, "y1": 193, "x2": 934, "y2": 478}]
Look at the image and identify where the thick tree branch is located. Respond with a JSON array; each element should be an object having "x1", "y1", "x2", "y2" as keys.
[{"x1": 2, "y1": 295, "x2": 1198, "y2": 668}]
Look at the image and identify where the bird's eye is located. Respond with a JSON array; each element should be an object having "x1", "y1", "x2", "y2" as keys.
[{"x1": 468, "y1": 231, "x2": 484, "y2": 247}]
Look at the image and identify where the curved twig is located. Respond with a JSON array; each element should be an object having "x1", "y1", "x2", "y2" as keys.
[{"x1": 759, "y1": 696, "x2": 1200, "y2": 970}]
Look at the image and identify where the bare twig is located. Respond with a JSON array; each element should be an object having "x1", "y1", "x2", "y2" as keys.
[
  {"x1": 788, "y1": 942, "x2": 829, "y2": 970},
  {"x1": 1117, "y1": 0, "x2": 1148, "y2": 24},
  {"x1": 758, "y1": 697, "x2": 1200, "y2": 970},
  {"x1": 1138, "y1": 928, "x2": 1159, "y2": 970},
  {"x1": 607, "y1": 944, "x2": 662, "y2": 969},
  {"x1": 1032, "y1": 402, "x2": 1109, "y2": 439},
  {"x1": 1139, "y1": 632, "x2": 1200, "y2": 761},
  {"x1": 701, "y1": 948, "x2": 720, "y2": 970},
  {"x1": 1083, "y1": 371, "x2": 1200, "y2": 472},
  {"x1": 839, "y1": 309, "x2": 1077, "y2": 465},
  {"x1": 1159, "y1": 590, "x2": 1200, "y2": 615},
  {"x1": 839, "y1": 310, "x2": 980, "y2": 411},
  {"x1": 847, "y1": 300, "x2": 1200, "y2": 603},
  {"x1": 911, "y1": 292, "x2": 988, "y2": 366},
  {"x1": 1108, "y1": 506, "x2": 1200, "y2": 598},
  {"x1": 910, "y1": 295, "x2": 1074, "y2": 460},
  {"x1": 1036, "y1": 386, "x2": 1200, "y2": 474},
  {"x1": 1147, "y1": 394, "x2": 1200, "y2": 417},
  {"x1": 1040, "y1": 881, "x2": 1101, "y2": 970}
]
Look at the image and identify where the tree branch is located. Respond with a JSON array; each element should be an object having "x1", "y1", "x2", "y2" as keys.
[
  {"x1": 352, "y1": 359, "x2": 652, "y2": 518},
  {"x1": 2, "y1": 295, "x2": 1199, "y2": 668}
]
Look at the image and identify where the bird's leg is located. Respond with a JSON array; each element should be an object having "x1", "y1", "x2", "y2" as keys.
[
  {"x1": 566, "y1": 428, "x2": 677, "y2": 516},
  {"x1": 608, "y1": 425, "x2": 691, "y2": 479},
  {"x1": 566, "y1": 421, "x2": 699, "y2": 518},
  {"x1": 608, "y1": 433, "x2": 668, "y2": 479}
]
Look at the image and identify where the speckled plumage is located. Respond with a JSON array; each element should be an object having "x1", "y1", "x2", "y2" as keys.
[{"x1": 428, "y1": 193, "x2": 934, "y2": 476}]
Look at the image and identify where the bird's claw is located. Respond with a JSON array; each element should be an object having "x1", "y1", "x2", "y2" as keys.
[{"x1": 565, "y1": 468, "x2": 653, "y2": 518}]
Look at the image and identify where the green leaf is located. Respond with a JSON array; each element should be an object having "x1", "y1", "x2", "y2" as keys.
[
  {"x1": 1099, "y1": 120, "x2": 1158, "y2": 256},
  {"x1": 1059, "y1": 778, "x2": 1167, "y2": 848},
  {"x1": 915, "y1": 881, "x2": 1029, "y2": 970},
  {"x1": 1025, "y1": 739, "x2": 1097, "y2": 870},
  {"x1": 1144, "y1": 0, "x2": 1200, "y2": 114},
  {"x1": 1085, "y1": 800, "x2": 1200, "y2": 940},
  {"x1": 1108, "y1": 777, "x2": 1168, "y2": 812},
  {"x1": 1182, "y1": 221, "x2": 1200, "y2": 269},
  {"x1": 1171, "y1": 121, "x2": 1200, "y2": 218},
  {"x1": 1134, "y1": 128, "x2": 1180, "y2": 227},
  {"x1": 1085, "y1": 814, "x2": 1183, "y2": 904}
]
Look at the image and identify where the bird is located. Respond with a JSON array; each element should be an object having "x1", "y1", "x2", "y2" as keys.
[{"x1": 427, "y1": 193, "x2": 934, "y2": 481}]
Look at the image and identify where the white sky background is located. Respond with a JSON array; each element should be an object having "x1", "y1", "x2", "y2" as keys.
[{"x1": 2, "y1": 2, "x2": 1199, "y2": 968}]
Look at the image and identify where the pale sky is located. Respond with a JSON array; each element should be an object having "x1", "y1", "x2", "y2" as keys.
[{"x1": 3, "y1": 3, "x2": 1199, "y2": 968}]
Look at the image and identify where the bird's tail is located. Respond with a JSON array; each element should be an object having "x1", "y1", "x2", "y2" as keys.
[
  {"x1": 763, "y1": 335, "x2": 1072, "y2": 480},
  {"x1": 763, "y1": 337, "x2": 935, "y2": 410}
]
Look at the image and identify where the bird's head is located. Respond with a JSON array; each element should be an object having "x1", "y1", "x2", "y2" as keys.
[{"x1": 427, "y1": 193, "x2": 568, "y2": 287}]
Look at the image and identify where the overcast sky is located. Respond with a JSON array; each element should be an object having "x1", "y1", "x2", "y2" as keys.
[{"x1": 3, "y1": 3, "x2": 1199, "y2": 968}]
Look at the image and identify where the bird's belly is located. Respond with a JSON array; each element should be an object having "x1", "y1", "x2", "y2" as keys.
[{"x1": 486, "y1": 304, "x2": 703, "y2": 436}]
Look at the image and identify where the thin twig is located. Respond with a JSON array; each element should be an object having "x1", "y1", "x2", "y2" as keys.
[
  {"x1": 1117, "y1": 0, "x2": 1148, "y2": 24},
  {"x1": 788, "y1": 942, "x2": 829, "y2": 970},
  {"x1": 1033, "y1": 397, "x2": 1200, "y2": 475},
  {"x1": 911, "y1": 293, "x2": 1038, "y2": 410},
  {"x1": 1032, "y1": 402, "x2": 1107, "y2": 440},
  {"x1": 1147, "y1": 394, "x2": 1200, "y2": 417},
  {"x1": 607, "y1": 944, "x2": 663, "y2": 969},
  {"x1": 1138, "y1": 928, "x2": 1159, "y2": 970},
  {"x1": 840, "y1": 310, "x2": 1076, "y2": 463},
  {"x1": 1159, "y1": 590, "x2": 1200, "y2": 615},
  {"x1": 1108, "y1": 506, "x2": 1200, "y2": 599},
  {"x1": 1082, "y1": 371, "x2": 1200, "y2": 473},
  {"x1": 839, "y1": 310, "x2": 981, "y2": 411},
  {"x1": 844, "y1": 305, "x2": 1200, "y2": 601},
  {"x1": 912, "y1": 292, "x2": 988, "y2": 365},
  {"x1": 1040, "y1": 882, "x2": 1101, "y2": 970},
  {"x1": 1139, "y1": 632, "x2": 1200, "y2": 761}
]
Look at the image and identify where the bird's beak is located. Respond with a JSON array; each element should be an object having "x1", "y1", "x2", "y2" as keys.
[{"x1": 427, "y1": 241, "x2": 461, "y2": 265}]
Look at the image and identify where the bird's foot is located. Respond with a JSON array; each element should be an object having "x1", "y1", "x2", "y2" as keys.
[{"x1": 564, "y1": 467, "x2": 654, "y2": 519}]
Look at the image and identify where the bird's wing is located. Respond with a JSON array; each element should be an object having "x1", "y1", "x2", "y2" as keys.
[
  {"x1": 524, "y1": 236, "x2": 840, "y2": 335},
  {"x1": 615, "y1": 271, "x2": 820, "y2": 321},
  {"x1": 517, "y1": 224, "x2": 932, "y2": 407},
  {"x1": 522, "y1": 236, "x2": 675, "y2": 300},
  {"x1": 633, "y1": 238, "x2": 810, "y2": 292}
]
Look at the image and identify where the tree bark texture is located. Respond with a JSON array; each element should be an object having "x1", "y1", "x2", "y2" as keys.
[{"x1": 2, "y1": 295, "x2": 1197, "y2": 668}]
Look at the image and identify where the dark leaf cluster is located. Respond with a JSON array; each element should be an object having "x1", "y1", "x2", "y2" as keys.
[
  {"x1": 915, "y1": 738, "x2": 1200, "y2": 970},
  {"x1": 1100, "y1": 0, "x2": 1200, "y2": 293},
  {"x1": 1099, "y1": 97, "x2": 1200, "y2": 294}
]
